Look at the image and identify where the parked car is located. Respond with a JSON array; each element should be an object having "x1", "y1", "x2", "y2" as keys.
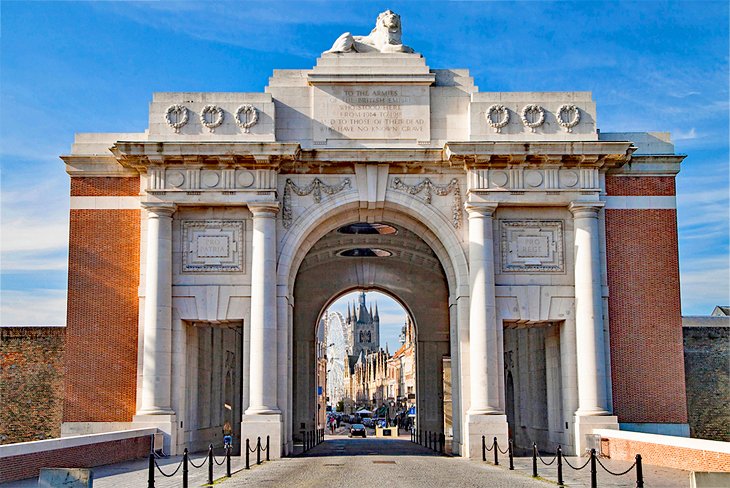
[
  {"x1": 361, "y1": 418, "x2": 374, "y2": 428},
  {"x1": 349, "y1": 423, "x2": 366, "y2": 438}
]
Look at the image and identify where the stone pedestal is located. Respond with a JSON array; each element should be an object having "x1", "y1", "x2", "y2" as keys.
[
  {"x1": 466, "y1": 414, "x2": 509, "y2": 460},
  {"x1": 574, "y1": 414, "x2": 619, "y2": 454},
  {"x1": 240, "y1": 414, "x2": 283, "y2": 459},
  {"x1": 132, "y1": 413, "x2": 177, "y2": 455}
]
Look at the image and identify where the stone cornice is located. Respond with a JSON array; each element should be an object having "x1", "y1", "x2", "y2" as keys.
[
  {"x1": 110, "y1": 141, "x2": 301, "y2": 171},
  {"x1": 61, "y1": 155, "x2": 139, "y2": 177},
  {"x1": 607, "y1": 155, "x2": 685, "y2": 176},
  {"x1": 444, "y1": 141, "x2": 636, "y2": 168}
]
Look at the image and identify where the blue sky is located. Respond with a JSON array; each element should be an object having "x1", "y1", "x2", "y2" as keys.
[{"x1": 1, "y1": 1, "x2": 728, "y2": 326}]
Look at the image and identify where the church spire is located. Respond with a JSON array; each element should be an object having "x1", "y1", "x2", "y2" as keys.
[{"x1": 374, "y1": 301, "x2": 379, "y2": 320}]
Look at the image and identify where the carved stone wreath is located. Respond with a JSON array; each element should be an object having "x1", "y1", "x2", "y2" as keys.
[
  {"x1": 520, "y1": 104, "x2": 545, "y2": 132},
  {"x1": 165, "y1": 104, "x2": 189, "y2": 133},
  {"x1": 200, "y1": 105, "x2": 224, "y2": 132},
  {"x1": 391, "y1": 177, "x2": 462, "y2": 228},
  {"x1": 282, "y1": 178, "x2": 351, "y2": 228},
  {"x1": 235, "y1": 104, "x2": 258, "y2": 133},
  {"x1": 486, "y1": 104, "x2": 510, "y2": 133},
  {"x1": 556, "y1": 104, "x2": 581, "y2": 133}
]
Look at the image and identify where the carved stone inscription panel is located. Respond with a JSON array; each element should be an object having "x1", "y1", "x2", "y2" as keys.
[
  {"x1": 501, "y1": 220, "x2": 564, "y2": 272},
  {"x1": 312, "y1": 85, "x2": 430, "y2": 142},
  {"x1": 183, "y1": 220, "x2": 244, "y2": 273}
]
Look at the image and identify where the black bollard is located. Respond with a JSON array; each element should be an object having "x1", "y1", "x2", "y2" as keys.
[
  {"x1": 305, "y1": 430, "x2": 309, "y2": 451},
  {"x1": 493, "y1": 437, "x2": 499, "y2": 465},
  {"x1": 266, "y1": 435, "x2": 270, "y2": 461},
  {"x1": 590, "y1": 448, "x2": 597, "y2": 488},
  {"x1": 508, "y1": 439, "x2": 514, "y2": 470},
  {"x1": 636, "y1": 454, "x2": 644, "y2": 488},
  {"x1": 482, "y1": 435, "x2": 486, "y2": 462},
  {"x1": 440, "y1": 433, "x2": 445, "y2": 454},
  {"x1": 532, "y1": 443, "x2": 538, "y2": 477},
  {"x1": 418, "y1": 429, "x2": 422, "y2": 445},
  {"x1": 245, "y1": 438, "x2": 250, "y2": 469},
  {"x1": 207, "y1": 444, "x2": 213, "y2": 486},
  {"x1": 257, "y1": 436, "x2": 262, "y2": 465},
  {"x1": 556, "y1": 446, "x2": 563, "y2": 486},
  {"x1": 147, "y1": 452, "x2": 155, "y2": 488},
  {"x1": 226, "y1": 445, "x2": 231, "y2": 477},
  {"x1": 183, "y1": 448, "x2": 189, "y2": 488}
]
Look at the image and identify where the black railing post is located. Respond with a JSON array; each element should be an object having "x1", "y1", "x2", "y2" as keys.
[
  {"x1": 418, "y1": 429, "x2": 422, "y2": 445},
  {"x1": 440, "y1": 433, "x2": 445, "y2": 454},
  {"x1": 266, "y1": 435, "x2": 270, "y2": 461},
  {"x1": 590, "y1": 448, "x2": 597, "y2": 488},
  {"x1": 147, "y1": 452, "x2": 155, "y2": 488},
  {"x1": 636, "y1": 454, "x2": 644, "y2": 488},
  {"x1": 482, "y1": 435, "x2": 486, "y2": 462},
  {"x1": 508, "y1": 439, "x2": 514, "y2": 470},
  {"x1": 493, "y1": 437, "x2": 499, "y2": 465},
  {"x1": 245, "y1": 438, "x2": 250, "y2": 469},
  {"x1": 532, "y1": 443, "x2": 538, "y2": 477},
  {"x1": 207, "y1": 444, "x2": 213, "y2": 486},
  {"x1": 257, "y1": 436, "x2": 262, "y2": 465},
  {"x1": 226, "y1": 445, "x2": 231, "y2": 477},
  {"x1": 557, "y1": 446, "x2": 563, "y2": 486},
  {"x1": 183, "y1": 448, "x2": 189, "y2": 488}
]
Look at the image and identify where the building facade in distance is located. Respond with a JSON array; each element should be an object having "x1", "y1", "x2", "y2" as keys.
[{"x1": 60, "y1": 10, "x2": 689, "y2": 459}]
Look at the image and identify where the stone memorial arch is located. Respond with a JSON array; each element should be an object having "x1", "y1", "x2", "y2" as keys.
[{"x1": 61, "y1": 10, "x2": 689, "y2": 460}]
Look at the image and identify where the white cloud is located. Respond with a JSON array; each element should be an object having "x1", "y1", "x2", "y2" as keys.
[{"x1": 0, "y1": 289, "x2": 67, "y2": 326}]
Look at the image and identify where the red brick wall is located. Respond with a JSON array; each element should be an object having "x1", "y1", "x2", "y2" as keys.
[
  {"x1": 605, "y1": 175, "x2": 687, "y2": 424},
  {"x1": 64, "y1": 176, "x2": 141, "y2": 422},
  {"x1": 70, "y1": 177, "x2": 139, "y2": 197},
  {"x1": 603, "y1": 436, "x2": 730, "y2": 472},
  {"x1": 0, "y1": 328, "x2": 65, "y2": 444},
  {"x1": 605, "y1": 176, "x2": 675, "y2": 196},
  {"x1": 0, "y1": 435, "x2": 150, "y2": 483}
]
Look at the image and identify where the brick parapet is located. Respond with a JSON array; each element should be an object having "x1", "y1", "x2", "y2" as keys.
[
  {"x1": 605, "y1": 175, "x2": 675, "y2": 196},
  {"x1": 70, "y1": 176, "x2": 140, "y2": 196},
  {"x1": 605, "y1": 208, "x2": 687, "y2": 424},
  {"x1": 64, "y1": 209, "x2": 140, "y2": 422}
]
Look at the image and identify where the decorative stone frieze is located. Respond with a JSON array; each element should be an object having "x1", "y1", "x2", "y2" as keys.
[
  {"x1": 235, "y1": 104, "x2": 258, "y2": 133},
  {"x1": 391, "y1": 177, "x2": 462, "y2": 228},
  {"x1": 282, "y1": 178, "x2": 352, "y2": 229},
  {"x1": 500, "y1": 220, "x2": 564, "y2": 272},
  {"x1": 182, "y1": 220, "x2": 244, "y2": 273},
  {"x1": 468, "y1": 167, "x2": 599, "y2": 192},
  {"x1": 164, "y1": 104, "x2": 189, "y2": 133}
]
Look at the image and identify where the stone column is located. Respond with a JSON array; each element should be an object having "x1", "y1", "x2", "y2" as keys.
[
  {"x1": 138, "y1": 202, "x2": 176, "y2": 415},
  {"x1": 245, "y1": 202, "x2": 280, "y2": 415},
  {"x1": 569, "y1": 201, "x2": 617, "y2": 455},
  {"x1": 569, "y1": 202, "x2": 610, "y2": 415},
  {"x1": 465, "y1": 202, "x2": 508, "y2": 459},
  {"x1": 465, "y1": 203, "x2": 501, "y2": 414}
]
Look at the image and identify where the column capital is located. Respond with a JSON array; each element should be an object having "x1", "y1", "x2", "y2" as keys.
[
  {"x1": 141, "y1": 201, "x2": 177, "y2": 217},
  {"x1": 465, "y1": 202, "x2": 498, "y2": 218},
  {"x1": 249, "y1": 201, "x2": 280, "y2": 217},
  {"x1": 569, "y1": 201, "x2": 604, "y2": 218}
]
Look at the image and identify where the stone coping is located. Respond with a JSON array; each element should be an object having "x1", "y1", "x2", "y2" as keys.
[
  {"x1": 594, "y1": 429, "x2": 730, "y2": 454},
  {"x1": 0, "y1": 428, "x2": 157, "y2": 458}
]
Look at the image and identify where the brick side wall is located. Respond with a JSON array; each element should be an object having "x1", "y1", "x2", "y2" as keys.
[
  {"x1": 605, "y1": 208, "x2": 688, "y2": 424},
  {"x1": 603, "y1": 436, "x2": 730, "y2": 472},
  {"x1": 684, "y1": 326, "x2": 730, "y2": 441},
  {"x1": 0, "y1": 435, "x2": 150, "y2": 483},
  {"x1": 64, "y1": 209, "x2": 140, "y2": 422},
  {"x1": 605, "y1": 175, "x2": 675, "y2": 196},
  {"x1": 70, "y1": 177, "x2": 140, "y2": 197},
  {"x1": 0, "y1": 328, "x2": 65, "y2": 444}
]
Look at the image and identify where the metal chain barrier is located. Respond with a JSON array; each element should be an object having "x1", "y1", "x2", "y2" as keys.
[
  {"x1": 563, "y1": 455, "x2": 592, "y2": 470},
  {"x1": 148, "y1": 442, "x2": 235, "y2": 488},
  {"x1": 596, "y1": 456, "x2": 637, "y2": 476},
  {"x1": 537, "y1": 450, "x2": 558, "y2": 466},
  {"x1": 188, "y1": 453, "x2": 207, "y2": 469},
  {"x1": 153, "y1": 456, "x2": 184, "y2": 477}
]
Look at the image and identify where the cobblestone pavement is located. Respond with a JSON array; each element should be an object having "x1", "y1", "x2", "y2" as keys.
[{"x1": 3, "y1": 436, "x2": 692, "y2": 487}]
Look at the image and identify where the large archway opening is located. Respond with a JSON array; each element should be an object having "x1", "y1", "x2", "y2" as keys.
[{"x1": 291, "y1": 218, "x2": 453, "y2": 450}]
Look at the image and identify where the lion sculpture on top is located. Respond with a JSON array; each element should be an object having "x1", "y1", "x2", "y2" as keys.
[{"x1": 325, "y1": 10, "x2": 414, "y2": 54}]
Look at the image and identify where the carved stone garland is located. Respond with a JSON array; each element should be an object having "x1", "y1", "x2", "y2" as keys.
[
  {"x1": 200, "y1": 104, "x2": 224, "y2": 132},
  {"x1": 391, "y1": 177, "x2": 462, "y2": 228},
  {"x1": 282, "y1": 178, "x2": 352, "y2": 229},
  {"x1": 235, "y1": 104, "x2": 258, "y2": 133},
  {"x1": 165, "y1": 104, "x2": 189, "y2": 133},
  {"x1": 520, "y1": 104, "x2": 545, "y2": 132},
  {"x1": 486, "y1": 104, "x2": 510, "y2": 133},
  {"x1": 556, "y1": 104, "x2": 580, "y2": 132}
]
